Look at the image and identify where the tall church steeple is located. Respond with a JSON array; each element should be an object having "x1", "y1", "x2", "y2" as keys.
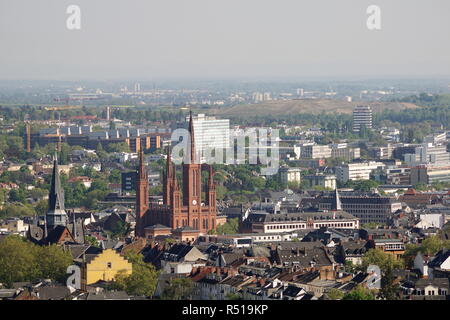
[
  {"x1": 188, "y1": 110, "x2": 196, "y2": 164},
  {"x1": 46, "y1": 154, "x2": 68, "y2": 230},
  {"x1": 135, "y1": 149, "x2": 149, "y2": 237},
  {"x1": 183, "y1": 111, "x2": 202, "y2": 208},
  {"x1": 206, "y1": 165, "x2": 216, "y2": 207}
]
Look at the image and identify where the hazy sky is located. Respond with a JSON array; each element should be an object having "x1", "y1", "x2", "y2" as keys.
[{"x1": 0, "y1": 0, "x2": 449, "y2": 80}]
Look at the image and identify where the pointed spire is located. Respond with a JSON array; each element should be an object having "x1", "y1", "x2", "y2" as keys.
[
  {"x1": 332, "y1": 188, "x2": 342, "y2": 211},
  {"x1": 48, "y1": 154, "x2": 65, "y2": 213},
  {"x1": 138, "y1": 149, "x2": 147, "y2": 179},
  {"x1": 46, "y1": 153, "x2": 67, "y2": 230},
  {"x1": 188, "y1": 110, "x2": 196, "y2": 163}
]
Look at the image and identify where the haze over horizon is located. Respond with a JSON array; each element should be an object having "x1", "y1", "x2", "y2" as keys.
[{"x1": 0, "y1": 0, "x2": 449, "y2": 81}]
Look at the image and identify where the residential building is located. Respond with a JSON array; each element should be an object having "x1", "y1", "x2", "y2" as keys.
[
  {"x1": 303, "y1": 174, "x2": 336, "y2": 190},
  {"x1": 279, "y1": 167, "x2": 301, "y2": 186},
  {"x1": 80, "y1": 249, "x2": 133, "y2": 288}
]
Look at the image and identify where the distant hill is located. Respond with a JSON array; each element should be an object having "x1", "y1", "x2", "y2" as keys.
[{"x1": 211, "y1": 99, "x2": 421, "y2": 117}]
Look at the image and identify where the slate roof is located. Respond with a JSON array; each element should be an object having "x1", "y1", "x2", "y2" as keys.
[
  {"x1": 219, "y1": 252, "x2": 243, "y2": 266},
  {"x1": 220, "y1": 275, "x2": 249, "y2": 287},
  {"x1": 66, "y1": 244, "x2": 91, "y2": 259},
  {"x1": 45, "y1": 225, "x2": 73, "y2": 245},
  {"x1": 282, "y1": 285, "x2": 305, "y2": 298},
  {"x1": 35, "y1": 285, "x2": 71, "y2": 300},
  {"x1": 292, "y1": 270, "x2": 320, "y2": 284},
  {"x1": 161, "y1": 244, "x2": 195, "y2": 262},
  {"x1": 428, "y1": 249, "x2": 450, "y2": 268},
  {"x1": 276, "y1": 245, "x2": 334, "y2": 268},
  {"x1": 414, "y1": 278, "x2": 449, "y2": 289}
]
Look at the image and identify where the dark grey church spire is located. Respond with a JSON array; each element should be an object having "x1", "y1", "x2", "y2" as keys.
[{"x1": 46, "y1": 154, "x2": 68, "y2": 229}]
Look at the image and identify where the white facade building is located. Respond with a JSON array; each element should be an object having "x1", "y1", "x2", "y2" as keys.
[
  {"x1": 185, "y1": 114, "x2": 230, "y2": 163},
  {"x1": 336, "y1": 161, "x2": 385, "y2": 182}
]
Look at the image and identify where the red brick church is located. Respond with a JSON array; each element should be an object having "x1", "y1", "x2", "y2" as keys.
[{"x1": 135, "y1": 112, "x2": 217, "y2": 237}]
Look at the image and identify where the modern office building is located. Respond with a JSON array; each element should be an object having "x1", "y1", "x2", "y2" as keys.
[
  {"x1": 330, "y1": 144, "x2": 361, "y2": 161},
  {"x1": 404, "y1": 143, "x2": 450, "y2": 166},
  {"x1": 241, "y1": 190, "x2": 359, "y2": 233},
  {"x1": 352, "y1": 105, "x2": 373, "y2": 133},
  {"x1": 300, "y1": 144, "x2": 332, "y2": 159},
  {"x1": 410, "y1": 165, "x2": 450, "y2": 185},
  {"x1": 178, "y1": 113, "x2": 230, "y2": 163},
  {"x1": 335, "y1": 161, "x2": 385, "y2": 182},
  {"x1": 308, "y1": 191, "x2": 402, "y2": 224}
]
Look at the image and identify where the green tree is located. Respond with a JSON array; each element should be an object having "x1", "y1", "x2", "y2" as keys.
[
  {"x1": 35, "y1": 199, "x2": 48, "y2": 216},
  {"x1": 106, "y1": 142, "x2": 130, "y2": 153},
  {"x1": 84, "y1": 235, "x2": 100, "y2": 247},
  {"x1": 327, "y1": 288, "x2": 345, "y2": 300},
  {"x1": 343, "y1": 285, "x2": 375, "y2": 300},
  {"x1": 37, "y1": 244, "x2": 73, "y2": 283},
  {"x1": 361, "y1": 249, "x2": 403, "y2": 300},
  {"x1": 225, "y1": 292, "x2": 243, "y2": 300},
  {"x1": 214, "y1": 218, "x2": 239, "y2": 235},
  {"x1": 403, "y1": 235, "x2": 450, "y2": 266},
  {"x1": 0, "y1": 235, "x2": 40, "y2": 286},
  {"x1": 9, "y1": 188, "x2": 26, "y2": 203},
  {"x1": 161, "y1": 278, "x2": 194, "y2": 300},
  {"x1": 0, "y1": 203, "x2": 36, "y2": 219},
  {"x1": 96, "y1": 142, "x2": 108, "y2": 159},
  {"x1": 0, "y1": 235, "x2": 72, "y2": 287},
  {"x1": 361, "y1": 249, "x2": 403, "y2": 274},
  {"x1": 111, "y1": 251, "x2": 159, "y2": 297}
]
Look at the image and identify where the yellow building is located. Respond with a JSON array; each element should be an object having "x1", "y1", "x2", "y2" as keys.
[{"x1": 82, "y1": 249, "x2": 133, "y2": 287}]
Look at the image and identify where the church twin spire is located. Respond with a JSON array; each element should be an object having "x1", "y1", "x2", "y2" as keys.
[{"x1": 188, "y1": 110, "x2": 196, "y2": 164}]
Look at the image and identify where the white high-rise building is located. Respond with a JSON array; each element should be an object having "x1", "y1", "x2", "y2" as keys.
[
  {"x1": 184, "y1": 114, "x2": 230, "y2": 163},
  {"x1": 353, "y1": 105, "x2": 373, "y2": 133}
]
